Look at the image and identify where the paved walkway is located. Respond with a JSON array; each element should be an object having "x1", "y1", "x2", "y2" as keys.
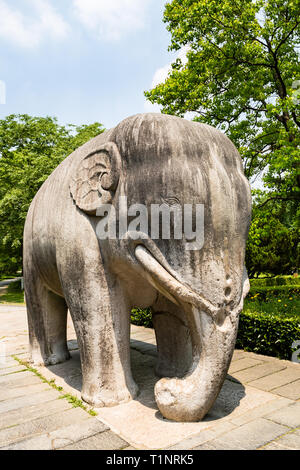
[{"x1": 0, "y1": 305, "x2": 299, "y2": 450}]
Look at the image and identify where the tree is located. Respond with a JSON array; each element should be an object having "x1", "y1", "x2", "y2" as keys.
[
  {"x1": 145, "y1": 0, "x2": 300, "y2": 202},
  {"x1": 0, "y1": 114, "x2": 105, "y2": 276},
  {"x1": 246, "y1": 191, "x2": 299, "y2": 276}
]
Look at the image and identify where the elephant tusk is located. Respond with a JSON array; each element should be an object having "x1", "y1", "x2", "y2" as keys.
[{"x1": 134, "y1": 245, "x2": 218, "y2": 316}]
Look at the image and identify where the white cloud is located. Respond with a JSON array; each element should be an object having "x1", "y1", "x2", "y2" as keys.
[
  {"x1": 145, "y1": 46, "x2": 196, "y2": 117},
  {"x1": 0, "y1": 0, "x2": 69, "y2": 48},
  {"x1": 73, "y1": 0, "x2": 151, "y2": 41},
  {"x1": 151, "y1": 46, "x2": 189, "y2": 88}
]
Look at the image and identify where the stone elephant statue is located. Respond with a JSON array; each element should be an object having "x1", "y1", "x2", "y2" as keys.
[{"x1": 23, "y1": 113, "x2": 251, "y2": 422}]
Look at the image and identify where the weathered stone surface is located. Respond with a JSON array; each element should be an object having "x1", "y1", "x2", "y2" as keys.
[
  {"x1": 0, "y1": 370, "x2": 38, "y2": 386},
  {"x1": 60, "y1": 431, "x2": 128, "y2": 450},
  {"x1": 228, "y1": 357, "x2": 262, "y2": 374},
  {"x1": 0, "y1": 398, "x2": 71, "y2": 430},
  {"x1": 265, "y1": 402, "x2": 300, "y2": 428},
  {"x1": 261, "y1": 441, "x2": 291, "y2": 450},
  {"x1": 272, "y1": 380, "x2": 300, "y2": 400},
  {"x1": 231, "y1": 350, "x2": 246, "y2": 362},
  {"x1": 233, "y1": 362, "x2": 286, "y2": 383},
  {"x1": 167, "y1": 421, "x2": 237, "y2": 450},
  {"x1": 249, "y1": 368, "x2": 300, "y2": 391},
  {"x1": 23, "y1": 113, "x2": 252, "y2": 423},
  {"x1": 0, "y1": 407, "x2": 91, "y2": 446},
  {"x1": 0, "y1": 365, "x2": 27, "y2": 375},
  {"x1": 230, "y1": 397, "x2": 293, "y2": 426},
  {"x1": 0, "y1": 390, "x2": 60, "y2": 414},
  {"x1": 1, "y1": 304, "x2": 300, "y2": 450},
  {"x1": 0, "y1": 382, "x2": 50, "y2": 401},
  {"x1": 199, "y1": 418, "x2": 289, "y2": 450},
  {"x1": 195, "y1": 440, "x2": 243, "y2": 450},
  {"x1": 1, "y1": 418, "x2": 109, "y2": 450},
  {"x1": 272, "y1": 431, "x2": 300, "y2": 450},
  {"x1": 95, "y1": 359, "x2": 279, "y2": 449}
]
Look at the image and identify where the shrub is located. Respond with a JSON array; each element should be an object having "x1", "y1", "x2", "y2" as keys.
[
  {"x1": 236, "y1": 310, "x2": 300, "y2": 360},
  {"x1": 250, "y1": 276, "x2": 299, "y2": 287},
  {"x1": 130, "y1": 278, "x2": 300, "y2": 360},
  {"x1": 249, "y1": 285, "x2": 299, "y2": 297},
  {"x1": 131, "y1": 308, "x2": 153, "y2": 328}
]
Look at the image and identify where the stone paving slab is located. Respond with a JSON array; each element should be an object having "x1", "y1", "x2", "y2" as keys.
[
  {"x1": 195, "y1": 418, "x2": 290, "y2": 450},
  {"x1": 0, "y1": 407, "x2": 91, "y2": 447},
  {"x1": 1, "y1": 417, "x2": 112, "y2": 450},
  {"x1": 248, "y1": 368, "x2": 300, "y2": 391},
  {"x1": 229, "y1": 397, "x2": 293, "y2": 427},
  {"x1": 61, "y1": 431, "x2": 128, "y2": 450},
  {"x1": 264, "y1": 402, "x2": 300, "y2": 428},
  {"x1": 1, "y1": 305, "x2": 300, "y2": 450},
  {"x1": 272, "y1": 380, "x2": 300, "y2": 400},
  {"x1": 0, "y1": 370, "x2": 37, "y2": 385},
  {"x1": 0, "y1": 365, "x2": 27, "y2": 374},
  {"x1": 0, "y1": 382, "x2": 50, "y2": 401},
  {"x1": 0, "y1": 389, "x2": 60, "y2": 414},
  {"x1": 273, "y1": 429, "x2": 300, "y2": 450},
  {"x1": 261, "y1": 441, "x2": 291, "y2": 450},
  {"x1": 232, "y1": 362, "x2": 287, "y2": 384},
  {"x1": 228, "y1": 357, "x2": 263, "y2": 374},
  {"x1": 0, "y1": 397, "x2": 72, "y2": 430}
]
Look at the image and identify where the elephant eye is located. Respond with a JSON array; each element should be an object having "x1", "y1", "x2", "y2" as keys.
[{"x1": 161, "y1": 196, "x2": 181, "y2": 206}]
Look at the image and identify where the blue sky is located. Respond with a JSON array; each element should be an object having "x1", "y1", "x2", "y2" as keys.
[{"x1": 0, "y1": 0, "x2": 177, "y2": 129}]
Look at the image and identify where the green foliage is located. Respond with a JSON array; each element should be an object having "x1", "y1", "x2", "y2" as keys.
[
  {"x1": 236, "y1": 311, "x2": 300, "y2": 359},
  {"x1": 245, "y1": 290, "x2": 299, "y2": 318},
  {"x1": 0, "y1": 291, "x2": 24, "y2": 304},
  {"x1": 0, "y1": 280, "x2": 25, "y2": 304},
  {"x1": 250, "y1": 275, "x2": 300, "y2": 286},
  {"x1": 0, "y1": 114, "x2": 105, "y2": 276},
  {"x1": 131, "y1": 308, "x2": 153, "y2": 328},
  {"x1": 146, "y1": 1, "x2": 300, "y2": 276},
  {"x1": 146, "y1": 0, "x2": 300, "y2": 196},
  {"x1": 248, "y1": 284, "x2": 299, "y2": 300},
  {"x1": 246, "y1": 193, "x2": 299, "y2": 276},
  {"x1": 58, "y1": 394, "x2": 98, "y2": 416}
]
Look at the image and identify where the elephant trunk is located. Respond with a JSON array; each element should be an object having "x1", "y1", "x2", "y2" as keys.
[
  {"x1": 154, "y1": 304, "x2": 239, "y2": 422},
  {"x1": 135, "y1": 244, "x2": 243, "y2": 422}
]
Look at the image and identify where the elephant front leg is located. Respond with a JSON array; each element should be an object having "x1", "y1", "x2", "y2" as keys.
[{"x1": 61, "y1": 269, "x2": 138, "y2": 408}]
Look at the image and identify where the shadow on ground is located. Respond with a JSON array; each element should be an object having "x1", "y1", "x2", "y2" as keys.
[{"x1": 46, "y1": 338, "x2": 245, "y2": 423}]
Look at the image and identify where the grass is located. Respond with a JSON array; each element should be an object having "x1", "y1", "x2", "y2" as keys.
[
  {"x1": 0, "y1": 290, "x2": 25, "y2": 304},
  {"x1": 0, "y1": 280, "x2": 25, "y2": 304},
  {"x1": 12, "y1": 355, "x2": 98, "y2": 417},
  {"x1": 0, "y1": 274, "x2": 19, "y2": 281},
  {"x1": 243, "y1": 293, "x2": 300, "y2": 319}
]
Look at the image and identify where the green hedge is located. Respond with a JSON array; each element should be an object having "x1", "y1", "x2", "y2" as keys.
[
  {"x1": 236, "y1": 311, "x2": 300, "y2": 360},
  {"x1": 131, "y1": 308, "x2": 153, "y2": 328},
  {"x1": 131, "y1": 278, "x2": 300, "y2": 360},
  {"x1": 250, "y1": 276, "x2": 299, "y2": 287},
  {"x1": 131, "y1": 308, "x2": 300, "y2": 360}
]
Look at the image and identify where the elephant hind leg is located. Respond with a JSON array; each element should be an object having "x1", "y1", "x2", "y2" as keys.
[{"x1": 24, "y1": 269, "x2": 70, "y2": 366}]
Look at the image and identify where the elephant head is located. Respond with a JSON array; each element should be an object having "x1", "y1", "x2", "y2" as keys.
[{"x1": 70, "y1": 113, "x2": 252, "y2": 422}]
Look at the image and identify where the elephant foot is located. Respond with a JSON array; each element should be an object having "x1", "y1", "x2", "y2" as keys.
[
  {"x1": 81, "y1": 381, "x2": 139, "y2": 408},
  {"x1": 29, "y1": 346, "x2": 70, "y2": 367},
  {"x1": 29, "y1": 351, "x2": 46, "y2": 367},
  {"x1": 44, "y1": 350, "x2": 71, "y2": 366}
]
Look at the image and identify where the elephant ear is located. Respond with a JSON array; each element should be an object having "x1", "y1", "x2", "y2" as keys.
[{"x1": 70, "y1": 142, "x2": 122, "y2": 215}]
